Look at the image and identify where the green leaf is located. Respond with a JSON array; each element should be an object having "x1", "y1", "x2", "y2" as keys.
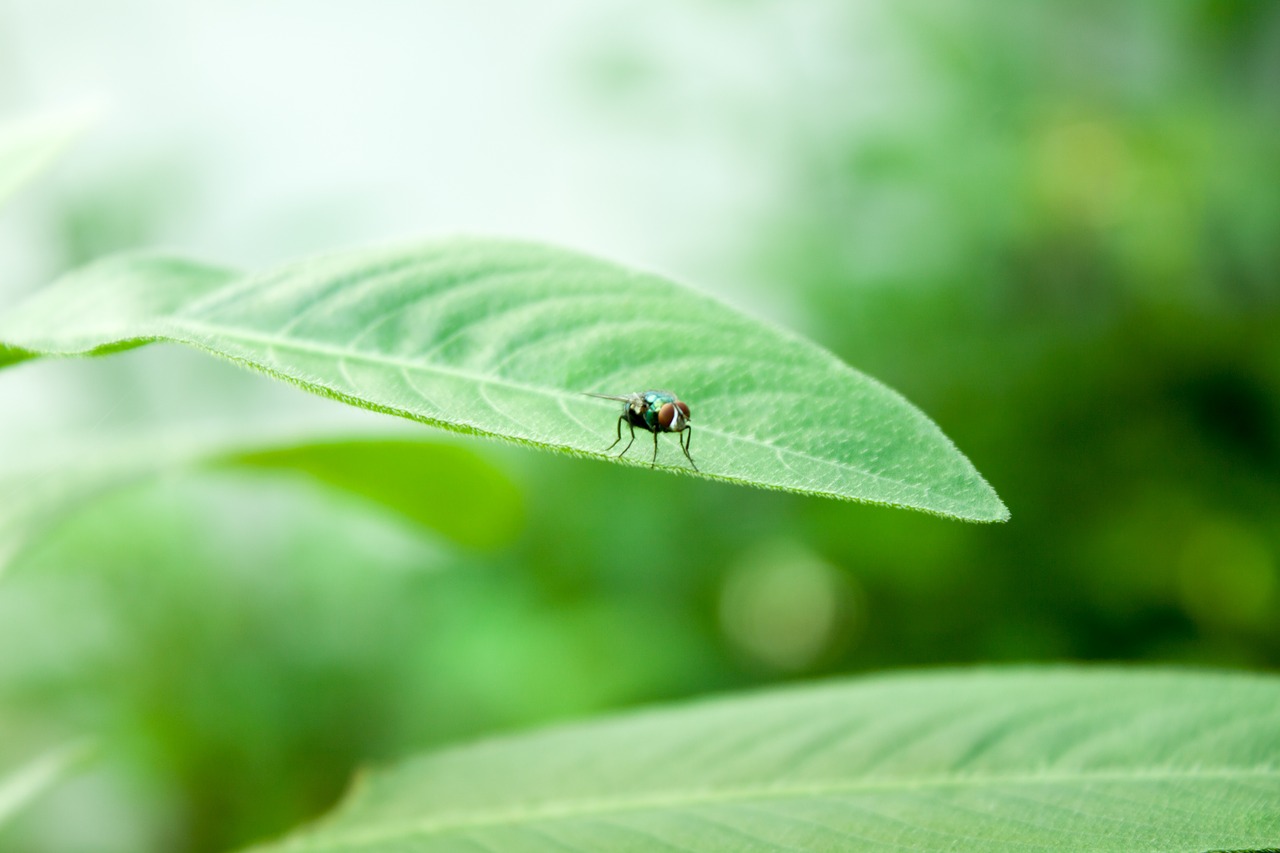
[
  {"x1": 0, "y1": 108, "x2": 93, "y2": 210},
  {"x1": 243, "y1": 668, "x2": 1279, "y2": 853},
  {"x1": 230, "y1": 438, "x2": 523, "y2": 549},
  {"x1": 0, "y1": 743, "x2": 89, "y2": 829},
  {"x1": 0, "y1": 429, "x2": 523, "y2": 575},
  {"x1": 0, "y1": 239, "x2": 1007, "y2": 521}
]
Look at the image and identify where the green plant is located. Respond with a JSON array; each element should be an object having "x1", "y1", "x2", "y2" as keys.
[{"x1": 2, "y1": 92, "x2": 1277, "y2": 853}]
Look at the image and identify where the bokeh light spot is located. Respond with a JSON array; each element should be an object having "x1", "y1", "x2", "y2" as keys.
[
  {"x1": 717, "y1": 541, "x2": 859, "y2": 672},
  {"x1": 1177, "y1": 517, "x2": 1276, "y2": 631}
]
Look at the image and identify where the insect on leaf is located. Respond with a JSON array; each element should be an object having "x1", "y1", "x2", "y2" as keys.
[{"x1": 0, "y1": 238, "x2": 1007, "y2": 521}]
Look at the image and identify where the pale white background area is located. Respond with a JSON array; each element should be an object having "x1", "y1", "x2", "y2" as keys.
[{"x1": 1, "y1": 1, "x2": 891, "y2": 289}]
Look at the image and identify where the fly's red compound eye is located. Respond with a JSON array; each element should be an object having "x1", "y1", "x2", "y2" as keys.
[
  {"x1": 657, "y1": 402, "x2": 676, "y2": 429},
  {"x1": 676, "y1": 401, "x2": 691, "y2": 421}
]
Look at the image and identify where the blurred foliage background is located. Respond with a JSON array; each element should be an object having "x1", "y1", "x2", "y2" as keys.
[{"x1": 1, "y1": 2, "x2": 1278, "y2": 852}]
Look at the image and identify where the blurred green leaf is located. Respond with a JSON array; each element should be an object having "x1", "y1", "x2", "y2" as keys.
[
  {"x1": 0, "y1": 109, "x2": 93, "y2": 210},
  {"x1": 0, "y1": 255, "x2": 235, "y2": 369},
  {"x1": 0, "y1": 473, "x2": 459, "y2": 853},
  {"x1": 245, "y1": 668, "x2": 1279, "y2": 853},
  {"x1": 0, "y1": 430, "x2": 523, "y2": 575},
  {"x1": 0, "y1": 742, "x2": 88, "y2": 829},
  {"x1": 231, "y1": 439, "x2": 523, "y2": 549},
  {"x1": 0, "y1": 239, "x2": 1006, "y2": 520}
]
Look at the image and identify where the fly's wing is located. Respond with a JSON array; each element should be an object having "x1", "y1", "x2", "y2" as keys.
[{"x1": 586, "y1": 392, "x2": 652, "y2": 416}]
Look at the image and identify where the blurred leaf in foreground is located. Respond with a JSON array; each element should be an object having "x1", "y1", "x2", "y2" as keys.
[{"x1": 246, "y1": 668, "x2": 1280, "y2": 853}]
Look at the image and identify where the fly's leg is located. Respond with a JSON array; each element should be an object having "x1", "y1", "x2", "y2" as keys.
[
  {"x1": 650, "y1": 429, "x2": 660, "y2": 468},
  {"x1": 617, "y1": 419, "x2": 637, "y2": 458},
  {"x1": 606, "y1": 414, "x2": 624, "y2": 451},
  {"x1": 681, "y1": 427, "x2": 698, "y2": 471}
]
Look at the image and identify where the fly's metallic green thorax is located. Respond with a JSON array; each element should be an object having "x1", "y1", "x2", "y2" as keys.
[{"x1": 584, "y1": 389, "x2": 697, "y2": 470}]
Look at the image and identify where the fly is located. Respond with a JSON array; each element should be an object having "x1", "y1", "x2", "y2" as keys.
[{"x1": 585, "y1": 390, "x2": 698, "y2": 471}]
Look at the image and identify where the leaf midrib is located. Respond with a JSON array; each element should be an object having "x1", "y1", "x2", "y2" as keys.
[
  {"x1": 278, "y1": 766, "x2": 1280, "y2": 850},
  {"x1": 172, "y1": 319, "x2": 935, "y2": 497}
]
